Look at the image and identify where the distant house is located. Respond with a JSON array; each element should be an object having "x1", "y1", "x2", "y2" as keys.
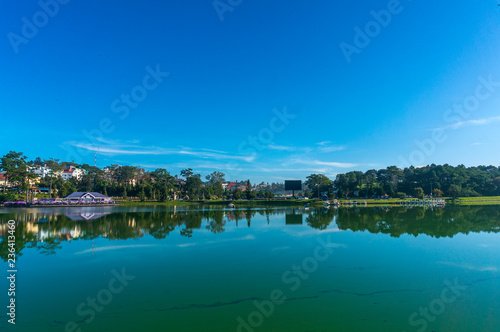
[
  {"x1": 103, "y1": 164, "x2": 121, "y2": 174},
  {"x1": 64, "y1": 192, "x2": 114, "y2": 203},
  {"x1": 225, "y1": 182, "x2": 248, "y2": 192},
  {"x1": 103, "y1": 164, "x2": 120, "y2": 182},
  {"x1": 0, "y1": 172, "x2": 10, "y2": 188},
  {"x1": 175, "y1": 178, "x2": 186, "y2": 186},
  {"x1": 61, "y1": 166, "x2": 86, "y2": 181},
  {"x1": 30, "y1": 166, "x2": 52, "y2": 178}
]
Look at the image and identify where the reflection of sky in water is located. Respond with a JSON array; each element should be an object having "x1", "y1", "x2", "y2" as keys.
[{"x1": 1, "y1": 206, "x2": 500, "y2": 331}]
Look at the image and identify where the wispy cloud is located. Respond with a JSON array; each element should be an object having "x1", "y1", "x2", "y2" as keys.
[
  {"x1": 265, "y1": 142, "x2": 345, "y2": 154},
  {"x1": 147, "y1": 162, "x2": 244, "y2": 172},
  {"x1": 177, "y1": 243, "x2": 197, "y2": 248},
  {"x1": 284, "y1": 227, "x2": 344, "y2": 238},
  {"x1": 93, "y1": 137, "x2": 141, "y2": 147},
  {"x1": 435, "y1": 116, "x2": 500, "y2": 131},
  {"x1": 76, "y1": 244, "x2": 156, "y2": 254},
  {"x1": 200, "y1": 148, "x2": 228, "y2": 154},
  {"x1": 314, "y1": 141, "x2": 346, "y2": 153},
  {"x1": 66, "y1": 140, "x2": 255, "y2": 162},
  {"x1": 319, "y1": 145, "x2": 346, "y2": 153},
  {"x1": 137, "y1": 160, "x2": 340, "y2": 175},
  {"x1": 268, "y1": 144, "x2": 297, "y2": 151},
  {"x1": 289, "y1": 158, "x2": 358, "y2": 168}
]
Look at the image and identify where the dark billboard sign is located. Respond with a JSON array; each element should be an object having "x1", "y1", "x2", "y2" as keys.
[{"x1": 285, "y1": 180, "x2": 302, "y2": 191}]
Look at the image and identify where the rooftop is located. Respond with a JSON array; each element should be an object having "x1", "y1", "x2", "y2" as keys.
[{"x1": 64, "y1": 192, "x2": 111, "y2": 199}]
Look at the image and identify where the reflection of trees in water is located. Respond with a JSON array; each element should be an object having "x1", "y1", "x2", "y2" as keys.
[
  {"x1": 0, "y1": 223, "x2": 37, "y2": 261},
  {"x1": 336, "y1": 206, "x2": 500, "y2": 238},
  {"x1": 305, "y1": 208, "x2": 336, "y2": 230},
  {"x1": 205, "y1": 210, "x2": 225, "y2": 234},
  {"x1": 33, "y1": 237, "x2": 62, "y2": 256},
  {"x1": 1, "y1": 206, "x2": 499, "y2": 260}
]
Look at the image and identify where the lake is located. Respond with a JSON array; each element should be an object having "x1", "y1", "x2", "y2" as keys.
[{"x1": 1, "y1": 205, "x2": 500, "y2": 331}]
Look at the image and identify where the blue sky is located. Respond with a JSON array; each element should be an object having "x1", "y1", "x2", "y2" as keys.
[{"x1": 1, "y1": 0, "x2": 500, "y2": 182}]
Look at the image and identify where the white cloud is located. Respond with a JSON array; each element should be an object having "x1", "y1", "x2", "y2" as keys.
[
  {"x1": 177, "y1": 243, "x2": 197, "y2": 248},
  {"x1": 268, "y1": 144, "x2": 296, "y2": 151},
  {"x1": 319, "y1": 145, "x2": 346, "y2": 153},
  {"x1": 265, "y1": 142, "x2": 346, "y2": 154},
  {"x1": 435, "y1": 115, "x2": 500, "y2": 131},
  {"x1": 75, "y1": 244, "x2": 156, "y2": 254},
  {"x1": 66, "y1": 141, "x2": 255, "y2": 162},
  {"x1": 289, "y1": 158, "x2": 358, "y2": 168}
]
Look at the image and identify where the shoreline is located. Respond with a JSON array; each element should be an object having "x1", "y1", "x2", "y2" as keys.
[{"x1": 2, "y1": 197, "x2": 500, "y2": 209}]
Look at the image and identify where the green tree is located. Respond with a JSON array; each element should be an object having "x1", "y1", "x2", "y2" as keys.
[
  {"x1": 185, "y1": 176, "x2": 202, "y2": 199},
  {"x1": 162, "y1": 184, "x2": 170, "y2": 201},
  {"x1": 214, "y1": 182, "x2": 224, "y2": 198},
  {"x1": 151, "y1": 168, "x2": 175, "y2": 201},
  {"x1": 205, "y1": 171, "x2": 225, "y2": 199},
  {"x1": 180, "y1": 168, "x2": 193, "y2": 179},
  {"x1": 432, "y1": 188, "x2": 444, "y2": 197},
  {"x1": 33, "y1": 156, "x2": 43, "y2": 166},
  {"x1": 77, "y1": 174, "x2": 93, "y2": 192},
  {"x1": 414, "y1": 187, "x2": 425, "y2": 200},
  {"x1": 305, "y1": 174, "x2": 333, "y2": 198},
  {"x1": 264, "y1": 190, "x2": 274, "y2": 199},
  {"x1": 233, "y1": 188, "x2": 242, "y2": 200},
  {"x1": 116, "y1": 166, "x2": 136, "y2": 185},
  {"x1": 206, "y1": 171, "x2": 225, "y2": 184},
  {"x1": 59, "y1": 181, "x2": 74, "y2": 198},
  {"x1": 245, "y1": 180, "x2": 253, "y2": 200},
  {"x1": 0, "y1": 192, "x2": 16, "y2": 203},
  {"x1": 448, "y1": 184, "x2": 461, "y2": 199},
  {"x1": 397, "y1": 192, "x2": 407, "y2": 199},
  {"x1": 0, "y1": 151, "x2": 37, "y2": 200},
  {"x1": 44, "y1": 158, "x2": 63, "y2": 198}
]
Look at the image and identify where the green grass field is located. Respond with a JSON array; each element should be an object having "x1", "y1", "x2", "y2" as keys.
[{"x1": 449, "y1": 196, "x2": 500, "y2": 206}]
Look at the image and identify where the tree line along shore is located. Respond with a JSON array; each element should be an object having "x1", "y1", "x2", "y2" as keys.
[{"x1": 1, "y1": 151, "x2": 500, "y2": 204}]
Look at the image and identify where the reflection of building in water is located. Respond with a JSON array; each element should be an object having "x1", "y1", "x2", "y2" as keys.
[
  {"x1": 26, "y1": 222, "x2": 39, "y2": 234},
  {"x1": 64, "y1": 212, "x2": 111, "y2": 221},
  {"x1": 38, "y1": 225, "x2": 82, "y2": 241},
  {"x1": 286, "y1": 208, "x2": 303, "y2": 225},
  {"x1": 286, "y1": 213, "x2": 303, "y2": 225}
]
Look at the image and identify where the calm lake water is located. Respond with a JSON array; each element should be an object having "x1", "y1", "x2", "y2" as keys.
[{"x1": 1, "y1": 205, "x2": 500, "y2": 332}]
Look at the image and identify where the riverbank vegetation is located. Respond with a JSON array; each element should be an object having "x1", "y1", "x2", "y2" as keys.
[
  {"x1": 331, "y1": 164, "x2": 500, "y2": 199},
  {"x1": 1, "y1": 151, "x2": 500, "y2": 204}
]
